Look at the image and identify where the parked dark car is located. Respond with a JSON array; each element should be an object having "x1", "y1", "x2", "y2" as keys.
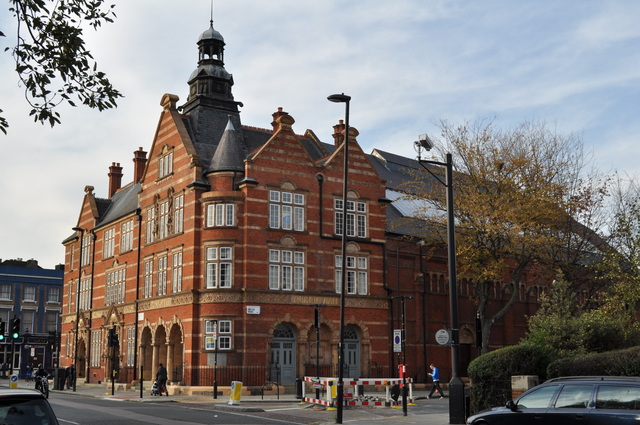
[
  {"x1": 467, "y1": 376, "x2": 640, "y2": 425},
  {"x1": 0, "y1": 388, "x2": 59, "y2": 424}
]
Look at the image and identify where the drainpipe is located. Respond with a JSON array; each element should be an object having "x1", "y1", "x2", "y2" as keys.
[
  {"x1": 134, "y1": 209, "x2": 142, "y2": 382},
  {"x1": 86, "y1": 231, "x2": 97, "y2": 383}
]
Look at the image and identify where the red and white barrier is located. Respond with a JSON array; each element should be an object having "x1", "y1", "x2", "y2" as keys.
[{"x1": 302, "y1": 376, "x2": 414, "y2": 407}]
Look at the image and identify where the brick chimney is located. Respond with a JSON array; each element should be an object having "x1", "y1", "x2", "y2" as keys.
[
  {"x1": 271, "y1": 107, "x2": 295, "y2": 131},
  {"x1": 108, "y1": 162, "x2": 123, "y2": 197},
  {"x1": 332, "y1": 119, "x2": 346, "y2": 147},
  {"x1": 133, "y1": 147, "x2": 147, "y2": 183}
]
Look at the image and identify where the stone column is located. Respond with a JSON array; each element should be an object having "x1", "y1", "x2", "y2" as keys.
[{"x1": 166, "y1": 344, "x2": 174, "y2": 382}]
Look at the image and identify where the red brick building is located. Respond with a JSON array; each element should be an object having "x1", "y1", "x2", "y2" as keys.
[{"x1": 61, "y1": 22, "x2": 544, "y2": 389}]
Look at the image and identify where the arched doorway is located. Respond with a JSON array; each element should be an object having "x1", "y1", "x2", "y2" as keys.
[
  {"x1": 140, "y1": 328, "x2": 153, "y2": 381},
  {"x1": 77, "y1": 339, "x2": 87, "y2": 378},
  {"x1": 167, "y1": 324, "x2": 184, "y2": 384},
  {"x1": 153, "y1": 326, "x2": 167, "y2": 377},
  {"x1": 344, "y1": 325, "x2": 360, "y2": 379},
  {"x1": 306, "y1": 323, "x2": 332, "y2": 378},
  {"x1": 270, "y1": 323, "x2": 296, "y2": 383}
]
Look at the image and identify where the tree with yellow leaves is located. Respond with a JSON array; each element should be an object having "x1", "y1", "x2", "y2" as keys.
[{"x1": 399, "y1": 117, "x2": 609, "y2": 353}]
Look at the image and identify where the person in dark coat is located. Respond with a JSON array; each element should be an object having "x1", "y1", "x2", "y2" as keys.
[
  {"x1": 65, "y1": 364, "x2": 76, "y2": 389},
  {"x1": 156, "y1": 363, "x2": 168, "y2": 396}
]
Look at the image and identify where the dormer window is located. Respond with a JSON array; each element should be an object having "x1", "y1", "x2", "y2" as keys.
[{"x1": 158, "y1": 150, "x2": 173, "y2": 179}]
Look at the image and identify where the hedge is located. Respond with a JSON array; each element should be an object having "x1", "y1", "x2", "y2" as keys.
[
  {"x1": 548, "y1": 346, "x2": 640, "y2": 378},
  {"x1": 467, "y1": 344, "x2": 551, "y2": 413}
]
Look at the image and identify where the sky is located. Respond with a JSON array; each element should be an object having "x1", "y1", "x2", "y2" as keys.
[{"x1": 1, "y1": 0, "x2": 639, "y2": 269}]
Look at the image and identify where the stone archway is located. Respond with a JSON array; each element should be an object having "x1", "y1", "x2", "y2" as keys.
[
  {"x1": 306, "y1": 323, "x2": 332, "y2": 378},
  {"x1": 77, "y1": 338, "x2": 87, "y2": 378},
  {"x1": 270, "y1": 322, "x2": 296, "y2": 383},
  {"x1": 153, "y1": 325, "x2": 168, "y2": 378},
  {"x1": 343, "y1": 325, "x2": 361, "y2": 379},
  {"x1": 140, "y1": 327, "x2": 153, "y2": 381},
  {"x1": 167, "y1": 323, "x2": 184, "y2": 384}
]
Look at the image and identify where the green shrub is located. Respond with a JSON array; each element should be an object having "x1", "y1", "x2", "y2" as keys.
[
  {"x1": 468, "y1": 344, "x2": 551, "y2": 413},
  {"x1": 548, "y1": 346, "x2": 640, "y2": 378}
]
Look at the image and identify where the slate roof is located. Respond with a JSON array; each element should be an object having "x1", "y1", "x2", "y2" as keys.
[
  {"x1": 207, "y1": 119, "x2": 245, "y2": 173},
  {"x1": 96, "y1": 183, "x2": 141, "y2": 227}
]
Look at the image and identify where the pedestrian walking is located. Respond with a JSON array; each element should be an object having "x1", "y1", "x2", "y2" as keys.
[
  {"x1": 25, "y1": 364, "x2": 32, "y2": 382},
  {"x1": 65, "y1": 364, "x2": 76, "y2": 389},
  {"x1": 156, "y1": 363, "x2": 168, "y2": 396},
  {"x1": 427, "y1": 363, "x2": 444, "y2": 399}
]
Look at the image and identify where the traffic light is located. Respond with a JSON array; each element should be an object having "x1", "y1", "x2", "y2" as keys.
[
  {"x1": 0, "y1": 321, "x2": 5, "y2": 341},
  {"x1": 108, "y1": 327, "x2": 119, "y2": 347},
  {"x1": 48, "y1": 331, "x2": 56, "y2": 349},
  {"x1": 10, "y1": 317, "x2": 20, "y2": 339}
]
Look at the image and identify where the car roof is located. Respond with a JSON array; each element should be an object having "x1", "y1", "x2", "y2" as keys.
[
  {"x1": 545, "y1": 376, "x2": 640, "y2": 384},
  {"x1": 0, "y1": 388, "x2": 46, "y2": 398}
]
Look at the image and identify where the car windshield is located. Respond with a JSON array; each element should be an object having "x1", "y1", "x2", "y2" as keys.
[
  {"x1": 517, "y1": 384, "x2": 560, "y2": 409},
  {"x1": 0, "y1": 396, "x2": 57, "y2": 425}
]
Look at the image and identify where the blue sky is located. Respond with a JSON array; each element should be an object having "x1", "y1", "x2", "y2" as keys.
[{"x1": 1, "y1": 0, "x2": 639, "y2": 268}]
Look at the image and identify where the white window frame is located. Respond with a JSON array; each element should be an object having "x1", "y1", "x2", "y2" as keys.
[
  {"x1": 104, "y1": 227, "x2": 115, "y2": 259},
  {"x1": 0, "y1": 284, "x2": 11, "y2": 301},
  {"x1": 81, "y1": 235, "x2": 91, "y2": 266},
  {"x1": 172, "y1": 251, "x2": 183, "y2": 293},
  {"x1": 23, "y1": 286, "x2": 36, "y2": 302},
  {"x1": 106, "y1": 267, "x2": 125, "y2": 305},
  {"x1": 335, "y1": 254, "x2": 368, "y2": 295},
  {"x1": 158, "y1": 200, "x2": 170, "y2": 240},
  {"x1": 205, "y1": 319, "x2": 232, "y2": 350},
  {"x1": 121, "y1": 220, "x2": 134, "y2": 252},
  {"x1": 269, "y1": 190, "x2": 305, "y2": 231},
  {"x1": 146, "y1": 208, "x2": 156, "y2": 244},
  {"x1": 334, "y1": 199, "x2": 367, "y2": 238},
  {"x1": 46, "y1": 311, "x2": 58, "y2": 332},
  {"x1": 126, "y1": 327, "x2": 135, "y2": 367},
  {"x1": 158, "y1": 151, "x2": 173, "y2": 179},
  {"x1": 90, "y1": 330, "x2": 102, "y2": 367},
  {"x1": 206, "y1": 247, "x2": 233, "y2": 288},
  {"x1": 206, "y1": 203, "x2": 235, "y2": 227},
  {"x1": 157, "y1": 256, "x2": 167, "y2": 296},
  {"x1": 174, "y1": 194, "x2": 184, "y2": 234},
  {"x1": 47, "y1": 287, "x2": 60, "y2": 303},
  {"x1": 144, "y1": 259, "x2": 153, "y2": 298},
  {"x1": 269, "y1": 249, "x2": 305, "y2": 291},
  {"x1": 79, "y1": 277, "x2": 91, "y2": 310}
]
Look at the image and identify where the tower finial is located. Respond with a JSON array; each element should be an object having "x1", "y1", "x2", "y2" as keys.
[{"x1": 210, "y1": 0, "x2": 214, "y2": 27}]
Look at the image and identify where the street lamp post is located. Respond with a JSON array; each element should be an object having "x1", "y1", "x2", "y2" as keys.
[
  {"x1": 392, "y1": 295, "x2": 413, "y2": 416},
  {"x1": 327, "y1": 93, "x2": 351, "y2": 425},
  {"x1": 72, "y1": 227, "x2": 84, "y2": 393},
  {"x1": 310, "y1": 304, "x2": 327, "y2": 399},
  {"x1": 414, "y1": 136, "x2": 466, "y2": 424}
]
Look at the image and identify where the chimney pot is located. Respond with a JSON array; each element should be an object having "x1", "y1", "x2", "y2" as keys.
[
  {"x1": 108, "y1": 162, "x2": 124, "y2": 197},
  {"x1": 133, "y1": 148, "x2": 148, "y2": 183}
]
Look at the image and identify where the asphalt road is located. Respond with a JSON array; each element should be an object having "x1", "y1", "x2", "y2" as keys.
[{"x1": 47, "y1": 391, "x2": 452, "y2": 425}]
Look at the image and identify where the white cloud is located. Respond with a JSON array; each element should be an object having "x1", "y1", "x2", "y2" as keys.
[{"x1": 1, "y1": 0, "x2": 639, "y2": 268}]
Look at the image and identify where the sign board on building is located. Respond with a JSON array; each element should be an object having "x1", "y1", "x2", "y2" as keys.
[
  {"x1": 393, "y1": 329, "x2": 402, "y2": 352},
  {"x1": 435, "y1": 329, "x2": 451, "y2": 345},
  {"x1": 246, "y1": 306, "x2": 261, "y2": 315}
]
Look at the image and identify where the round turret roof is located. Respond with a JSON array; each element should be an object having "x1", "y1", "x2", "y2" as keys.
[{"x1": 198, "y1": 22, "x2": 224, "y2": 43}]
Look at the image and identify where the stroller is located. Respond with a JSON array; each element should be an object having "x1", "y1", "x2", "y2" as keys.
[{"x1": 151, "y1": 380, "x2": 167, "y2": 396}]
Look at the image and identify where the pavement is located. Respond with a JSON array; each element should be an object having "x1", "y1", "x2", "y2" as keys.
[{"x1": 4, "y1": 379, "x2": 457, "y2": 425}]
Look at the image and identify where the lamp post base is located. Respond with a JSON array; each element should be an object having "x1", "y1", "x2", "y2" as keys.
[{"x1": 448, "y1": 376, "x2": 466, "y2": 424}]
